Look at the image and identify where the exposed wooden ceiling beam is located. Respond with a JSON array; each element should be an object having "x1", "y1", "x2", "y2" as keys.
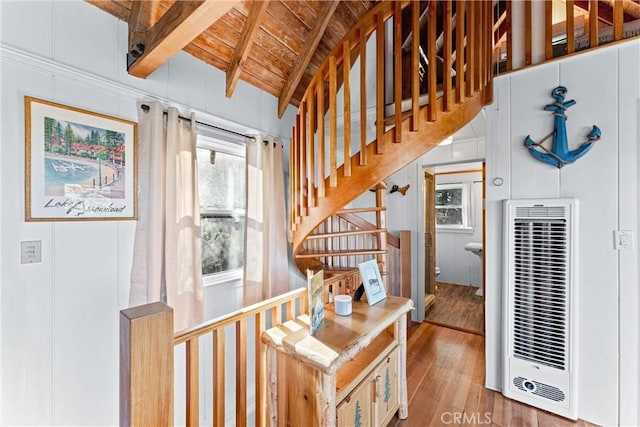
[
  {"x1": 128, "y1": 0, "x2": 151, "y2": 52},
  {"x1": 127, "y1": 0, "x2": 240, "y2": 78},
  {"x1": 277, "y1": 1, "x2": 340, "y2": 118},
  {"x1": 226, "y1": 0, "x2": 271, "y2": 98}
]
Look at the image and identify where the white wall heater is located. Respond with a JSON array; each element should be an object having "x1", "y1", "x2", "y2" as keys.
[{"x1": 502, "y1": 199, "x2": 579, "y2": 420}]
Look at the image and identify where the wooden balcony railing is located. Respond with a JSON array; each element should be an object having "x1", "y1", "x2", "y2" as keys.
[
  {"x1": 120, "y1": 229, "x2": 411, "y2": 427},
  {"x1": 494, "y1": 0, "x2": 640, "y2": 72}
]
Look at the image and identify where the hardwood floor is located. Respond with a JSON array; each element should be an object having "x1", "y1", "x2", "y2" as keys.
[
  {"x1": 390, "y1": 323, "x2": 597, "y2": 427},
  {"x1": 425, "y1": 282, "x2": 484, "y2": 334}
]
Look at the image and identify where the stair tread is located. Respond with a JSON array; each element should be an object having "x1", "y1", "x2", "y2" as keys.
[
  {"x1": 296, "y1": 248, "x2": 387, "y2": 258},
  {"x1": 336, "y1": 207, "x2": 386, "y2": 214},
  {"x1": 307, "y1": 228, "x2": 386, "y2": 239}
]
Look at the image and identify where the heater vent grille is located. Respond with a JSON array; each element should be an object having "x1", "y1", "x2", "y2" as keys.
[
  {"x1": 513, "y1": 377, "x2": 566, "y2": 402},
  {"x1": 516, "y1": 206, "x2": 566, "y2": 218},
  {"x1": 512, "y1": 217, "x2": 568, "y2": 370}
]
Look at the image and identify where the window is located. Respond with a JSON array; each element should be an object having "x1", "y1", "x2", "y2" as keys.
[
  {"x1": 435, "y1": 183, "x2": 471, "y2": 229},
  {"x1": 197, "y1": 135, "x2": 245, "y2": 284}
]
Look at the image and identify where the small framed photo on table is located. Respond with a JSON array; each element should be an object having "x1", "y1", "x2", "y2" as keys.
[{"x1": 358, "y1": 259, "x2": 387, "y2": 306}]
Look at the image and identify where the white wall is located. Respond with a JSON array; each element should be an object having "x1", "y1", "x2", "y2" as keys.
[
  {"x1": 435, "y1": 170, "x2": 483, "y2": 287},
  {"x1": 0, "y1": 1, "x2": 295, "y2": 425},
  {"x1": 485, "y1": 40, "x2": 640, "y2": 426}
]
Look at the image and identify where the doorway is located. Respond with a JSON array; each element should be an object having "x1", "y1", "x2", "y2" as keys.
[{"x1": 423, "y1": 162, "x2": 485, "y2": 335}]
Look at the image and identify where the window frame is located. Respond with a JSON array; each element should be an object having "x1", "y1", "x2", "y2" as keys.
[
  {"x1": 197, "y1": 134, "x2": 246, "y2": 287},
  {"x1": 435, "y1": 182, "x2": 473, "y2": 231}
]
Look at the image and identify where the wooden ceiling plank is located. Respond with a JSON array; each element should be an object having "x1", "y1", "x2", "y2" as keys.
[
  {"x1": 277, "y1": 1, "x2": 340, "y2": 118},
  {"x1": 128, "y1": 0, "x2": 240, "y2": 78},
  {"x1": 226, "y1": 0, "x2": 271, "y2": 97}
]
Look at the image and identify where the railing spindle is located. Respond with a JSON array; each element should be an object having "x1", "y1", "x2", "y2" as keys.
[
  {"x1": 329, "y1": 55, "x2": 338, "y2": 188},
  {"x1": 524, "y1": 0, "x2": 532, "y2": 65},
  {"x1": 300, "y1": 102, "x2": 307, "y2": 215},
  {"x1": 359, "y1": 28, "x2": 368, "y2": 165},
  {"x1": 466, "y1": 1, "x2": 474, "y2": 97},
  {"x1": 443, "y1": 0, "x2": 453, "y2": 112},
  {"x1": 487, "y1": 1, "x2": 493, "y2": 84},
  {"x1": 316, "y1": 77, "x2": 325, "y2": 198},
  {"x1": 296, "y1": 113, "x2": 306, "y2": 217},
  {"x1": 427, "y1": 2, "x2": 437, "y2": 121},
  {"x1": 455, "y1": 1, "x2": 465, "y2": 103},
  {"x1": 292, "y1": 126, "x2": 299, "y2": 224},
  {"x1": 545, "y1": 0, "x2": 553, "y2": 60},
  {"x1": 566, "y1": 0, "x2": 575, "y2": 54},
  {"x1": 376, "y1": 12, "x2": 385, "y2": 154},
  {"x1": 393, "y1": 0, "x2": 402, "y2": 143},
  {"x1": 308, "y1": 91, "x2": 316, "y2": 208},
  {"x1": 235, "y1": 319, "x2": 247, "y2": 427},
  {"x1": 614, "y1": 0, "x2": 624, "y2": 41},
  {"x1": 474, "y1": 1, "x2": 482, "y2": 90},
  {"x1": 255, "y1": 313, "x2": 266, "y2": 427},
  {"x1": 213, "y1": 329, "x2": 225, "y2": 426},
  {"x1": 506, "y1": 0, "x2": 512, "y2": 71},
  {"x1": 186, "y1": 338, "x2": 199, "y2": 427},
  {"x1": 343, "y1": 39, "x2": 352, "y2": 176},
  {"x1": 411, "y1": 2, "x2": 420, "y2": 130},
  {"x1": 589, "y1": 0, "x2": 599, "y2": 48}
]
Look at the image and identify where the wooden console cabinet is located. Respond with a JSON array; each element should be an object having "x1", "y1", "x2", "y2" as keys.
[{"x1": 261, "y1": 295, "x2": 413, "y2": 426}]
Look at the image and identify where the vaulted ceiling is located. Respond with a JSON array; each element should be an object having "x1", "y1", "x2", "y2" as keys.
[{"x1": 86, "y1": 0, "x2": 375, "y2": 117}]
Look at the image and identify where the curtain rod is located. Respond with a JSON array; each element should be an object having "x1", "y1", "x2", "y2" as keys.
[{"x1": 140, "y1": 104, "x2": 257, "y2": 142}]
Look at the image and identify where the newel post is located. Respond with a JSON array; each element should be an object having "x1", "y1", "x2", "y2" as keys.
[
  {"x1": 120, "y1": 302, "x2": 174, "y2": 427},
  {"x1": 399, "y1": 230, "x2": 411, "y2": 301}
]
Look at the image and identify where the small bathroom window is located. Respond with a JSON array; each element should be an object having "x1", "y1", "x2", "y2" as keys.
[{"x1": 435, "y1": 183, "x2": 472, "y2": 230}]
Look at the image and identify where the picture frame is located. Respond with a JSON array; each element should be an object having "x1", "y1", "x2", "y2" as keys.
[
  {"x1": 358, "y1": 259, "x2": 387, "y2": 306},
  {"x1": 25, "y1": 96, "x2": 137, "y2": 221}
]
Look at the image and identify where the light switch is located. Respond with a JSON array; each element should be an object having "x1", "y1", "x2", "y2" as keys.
[
  {"x1": 614, "y1": 230, "x2": 635, "y2": 250},
  {"x1": 21, "y1": 240, "x2": 41, "y2": 264}
]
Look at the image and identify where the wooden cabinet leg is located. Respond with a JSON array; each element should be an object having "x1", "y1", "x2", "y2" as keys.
[
  {"x1": 267, "y1": 347, "x2": 278, "y2": 427},
  {"x1": 397, "y1": 315, "x2": 409, "y2": 419},
  {"x1": 318, "y1": 372, "x2": 337, "y2": 426}
]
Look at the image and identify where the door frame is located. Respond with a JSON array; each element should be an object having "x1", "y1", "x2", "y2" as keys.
[{"x1": 415, "y1": 161, "x2": 486, "y2": 328}]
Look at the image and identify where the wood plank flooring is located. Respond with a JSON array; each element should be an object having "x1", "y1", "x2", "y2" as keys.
[
  {"x1": 425, "y1": 282, "x2": 484, "y2": 334},
  {"x1": 390, "y1": 323, "x2": 597, "y2": 427}
]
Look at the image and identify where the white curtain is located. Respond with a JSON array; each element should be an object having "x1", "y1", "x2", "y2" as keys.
[
  {"x1": 243, "y1": 136, "x2": 289, "y2": 306},
  {"x1": 130, "y1": 102, "x2": 203, "y2": 332}
]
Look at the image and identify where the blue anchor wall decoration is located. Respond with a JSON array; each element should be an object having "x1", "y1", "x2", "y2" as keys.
[{"x1": 524, "y1": 86, "x2": 601, "y2": 168}]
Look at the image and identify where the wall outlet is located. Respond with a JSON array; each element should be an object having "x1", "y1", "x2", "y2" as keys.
[{"x1": 21, "y1": 240, "x2": 42, "y2": 264}]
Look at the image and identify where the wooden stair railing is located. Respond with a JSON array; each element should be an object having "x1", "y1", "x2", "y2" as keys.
[{"x1": 289, "y1": 1, "x2": 495, "y2": 284}]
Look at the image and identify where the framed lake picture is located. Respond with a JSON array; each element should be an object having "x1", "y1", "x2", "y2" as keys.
[{"x1": 25, "y1": 96, "x2": 137, "y2": 221}]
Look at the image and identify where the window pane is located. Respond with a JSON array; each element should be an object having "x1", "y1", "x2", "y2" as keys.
[
  {"x1": 435, "y1": 188, "x2": 463, "y2": 206},
  {"x1": 197, "y1": 148, "x2": 245, "y2": 211},
  {"x1": 436, "y1": 208, "x2": 463, "y2": 225},
  {"x1": 201, "y1": 215, "x2": 245, "y2": 275}
]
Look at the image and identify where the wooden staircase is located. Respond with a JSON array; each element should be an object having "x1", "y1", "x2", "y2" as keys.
[{"x1": 289, "y1": 1, "x2": 495, "y2": 294}]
